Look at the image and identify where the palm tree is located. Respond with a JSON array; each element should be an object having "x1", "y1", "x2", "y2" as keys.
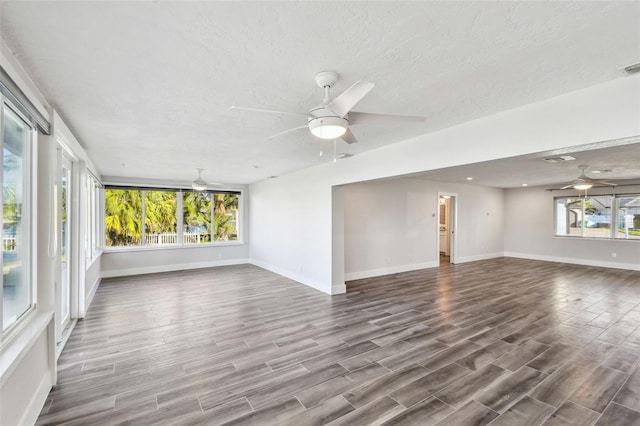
[
  {"x1": 144, "y1": 190, "x2": 177, "y2": 235},
  {"x1": 183, "y1": 191, "x2": 211, "y2": 242},
  {"x1": 105, "y1": 189, "x2": 142, "y2": 246},
  {"x1": 213, "y1": 193, "x2": 238, "y2": 241}
]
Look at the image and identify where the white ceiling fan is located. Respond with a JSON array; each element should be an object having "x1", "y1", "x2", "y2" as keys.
[
  {"x1": 561, "y1": 165, "x2": 617, "y2": 190},
  {"x1": 231, "y1": 71, "x2": 425, "y2": 144}
]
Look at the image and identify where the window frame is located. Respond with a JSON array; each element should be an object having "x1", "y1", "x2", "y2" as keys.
[
  {"x1": 85, "y1": 171, "x2": 103, "y2": 267},
  {"x1": 1, "y1": 96, "x2": 37, "y2": 339},
  {"x1": 553, "y1": 193, "x2": 640, "y2": 240},
  {"x1": 104, "y1": 186, "x2": 244, "y2": 251}
]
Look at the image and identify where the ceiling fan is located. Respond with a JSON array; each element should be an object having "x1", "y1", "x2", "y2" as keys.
[
  {"x1": 561, "y1": 165, "x2": 617, "y2": 190},
  {"x1": 230, "y1": 71, "x2": 426, "y2": 144}
]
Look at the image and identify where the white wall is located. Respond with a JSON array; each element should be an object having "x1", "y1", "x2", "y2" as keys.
[
  {"x1": 250, "y1": 75, "x2": 640, "y2": 295},
  {"x1": 504, "y1": 185, "x2": 640, "y2": 270},
  {"x1": 343, "y1": 178, "x2": 505, "y2": 280},
  {"x1": 251, "y1": 166, "x2": 333, "y2": 293},
  {"x1": 85, "y1": 258, "x2": 101, "y2": 312},
  {"x1": 101, "y1": 243, "x2": 250, "y2": 278}
]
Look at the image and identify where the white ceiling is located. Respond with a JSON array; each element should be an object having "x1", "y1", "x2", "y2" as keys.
[
  {"x1": 407, "y1": 139, "x2": 640, "y2": 189},
  {"x1": 1, "y1": 1, "x2": 639, "y2": 185}
]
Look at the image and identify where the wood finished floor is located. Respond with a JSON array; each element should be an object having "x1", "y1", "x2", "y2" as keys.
[{"x1": 37, "y1": 258, "x2": 640, "y2": 426}]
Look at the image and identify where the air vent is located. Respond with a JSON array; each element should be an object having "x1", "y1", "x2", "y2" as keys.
[
  {"x1": 544, "y1": 155, "x2": 576, "y2": 163},
  {"x1": 624, "y1": 63, "x2": 640, "y2": 75}
]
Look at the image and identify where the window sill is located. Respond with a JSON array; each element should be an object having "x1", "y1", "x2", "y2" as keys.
[
  {"x1": 103, "y1": 240, "x2": 245, "y2": 253},
  {"x1": 0, "y1": 310, "x2": 53, "y2": 386},
  {"x1": 553, "y1": 235, "x2": 640, "y2": 242}
]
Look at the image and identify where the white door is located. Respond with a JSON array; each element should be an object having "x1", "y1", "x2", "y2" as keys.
[{"x1": 60, "y1": 155, "x2": 72, "y2": 329}]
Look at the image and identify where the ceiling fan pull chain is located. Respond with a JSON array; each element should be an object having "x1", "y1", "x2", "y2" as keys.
[{"x1": 333, "y1": 139, "x2": 337, "y2": 163}]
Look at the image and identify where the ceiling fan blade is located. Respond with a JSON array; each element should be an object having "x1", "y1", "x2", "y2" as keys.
[
  {"x1": 326, "y1": 80, "x2": 375, "y2": 118},
  {"x1": 230, "y1": 106, "x2": 307, "y2": 117},
  {"x1": 339, "y1": 128, "x2": 358, "y2": 144},
  {"x1": 348, "y1": 111, "x2": 426, "y2": 125},
  {"x1": 265, "y1": 125, "x2": 308, "y2": 140},
  {"x1": 594, "y1": 180, "x2": 617, "y2": 186},
  {"x1": 560, "y1": 184, "x2": 574, "y2": 190}
]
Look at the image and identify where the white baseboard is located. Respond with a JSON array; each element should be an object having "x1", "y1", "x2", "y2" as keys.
[
  {"x1": 454, "y1": 252, "x2": 504, "y2": 264},
  {"x1": 101, "y1": 258, "x2": 250, "y2": 278},
  {"x1": 332, "y1": 284, "x2": 346, "y2": 295},
  {"x1": 249, "y1": 259, "x2": 331, "y2": 295},
  {"x1": 85, "y1": 275, "x2": 101, "y2": 312},
  {"x1": 20, "y1": 368, "x2": 52, "y2": 426},
  {"x1": 345, "y1": 261, "x2": 439, "y2": 281},
  {"x1": 504, "y1": 252, "x2": 640, "y2": 271}
]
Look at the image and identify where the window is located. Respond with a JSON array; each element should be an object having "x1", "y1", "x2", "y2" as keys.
[
  {"x1": 213, "y1": 193, "x2": 238, "y2": 241},
  {"x1": 86, "y1": 172, "x2": 103, "y2": 261},
  {"x1": 183, "y1": 191, "x2": 211, "y2": 244},
  {"x1": 105, "y1": 187, "x2": 241, "y2": 248},
  {"x1": 2, "y1": 101, "x2": 34, "y2": 332},
  {"x1": 554, "y1": 194, "x2": 640, "y2": 240},
  {"x1": 615, "y1": 195, "x2": 640, "y2": 239},
  {"x1": 144, "y1": 190, "x2": 177, "y2": 245},
  {"x1": 105, "y1": 189, "x2": 142, "y2": 246}
]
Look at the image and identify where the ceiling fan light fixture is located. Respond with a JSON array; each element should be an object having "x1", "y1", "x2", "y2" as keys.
[
  {"x1": 192, "y1": 168, "x2": 208, "y2": 192},
  {"x1": 308, "y1": 116, "x2": 348, "y2": 139},
  {"x1": 573, "y1": 182, "x2": 593, "y2": 190}
]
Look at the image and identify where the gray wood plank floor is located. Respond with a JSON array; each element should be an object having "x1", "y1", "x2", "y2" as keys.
[{"x1": 37, "y1": 258, "x2": 640, "y2": 425}]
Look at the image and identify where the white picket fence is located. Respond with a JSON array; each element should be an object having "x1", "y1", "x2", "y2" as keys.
[
  {"x1": 3, "y1": 236, "x2": 16, "y2": 251},
  {"x1": 145, "y1": 232, "x2": 204, "y2": 245}
]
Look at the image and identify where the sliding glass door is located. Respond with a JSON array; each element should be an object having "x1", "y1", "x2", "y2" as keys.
[{"x1": 60, "y1": 155, "x2": 72, "y2": 329}]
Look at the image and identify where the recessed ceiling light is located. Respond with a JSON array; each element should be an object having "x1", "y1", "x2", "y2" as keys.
[
  {"x1": 522, "y1": 184, "x2": 528, "y2": 187},
  {"x1": 591, "y1": 170, "x2": 601, "y2": 174},
  {"x1": 466, "y1": 177, "x2": 473, "y2": 181}
]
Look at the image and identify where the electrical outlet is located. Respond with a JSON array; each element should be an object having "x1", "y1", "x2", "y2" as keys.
[
  {"x1": 218, "y1": 253, "x2": 222, "y2": 259},
  {"x1": 611, "y1": 252, "x2": 617, "y2": 258}
]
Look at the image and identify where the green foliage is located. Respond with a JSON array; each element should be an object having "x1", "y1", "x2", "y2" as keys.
[
  {"x1": 105, "y1": 189, "x2": 238, "y2": 245},
  {"x1": 213, "y1": 193, "x2": 238, "y2": 241},
  {"x1": 2, "y1": 183, "x2": 17, "y2": 228},
  {"x1": 183, "y1": 192, "x2": 212, "y2": 243},
  {"x1": 144, "y1": 191, "x2": 177, "y2": 234},
  {"x1": 105, "y1": 189, "x2": 142, "y2": 246}
]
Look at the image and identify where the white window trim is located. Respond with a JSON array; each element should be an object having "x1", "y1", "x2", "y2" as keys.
[
  {"x1": 0, "y1": 96, "x2": 38, "y2": 341},
  {"x1": 553, "y1": 193, "x2": 640, "y2": 240}
]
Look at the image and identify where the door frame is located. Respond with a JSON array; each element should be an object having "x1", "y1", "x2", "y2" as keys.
[
  {"x1": 437, "y1": 192, "x2": 457, "y2": 264},
  {"x1": 55, "y1": 143, "x2": 79, "y2": 356}
]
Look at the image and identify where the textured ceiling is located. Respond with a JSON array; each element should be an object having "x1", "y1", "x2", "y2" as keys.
[
  {"x1": 1, "y1": 1, "x2": 639, "y2": 184},
  {"x1": 408, "y1": 139, "x2": 640, "y2": 189}
]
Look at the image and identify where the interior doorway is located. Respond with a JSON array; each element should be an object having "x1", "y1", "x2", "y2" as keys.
[{"x1": 438, "y1": 193, "x2": 456, "y2": 265}]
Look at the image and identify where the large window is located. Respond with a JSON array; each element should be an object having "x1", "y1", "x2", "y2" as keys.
[
  {"x1": 105, "y1": 187, "x2": 240, "y2": 248},
  {"x1": 2, "y1": 102, "x2": 34, "y2": 332},
  {"x1": 555, "y1": 194, "x2": 640, "y2": 239}
]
